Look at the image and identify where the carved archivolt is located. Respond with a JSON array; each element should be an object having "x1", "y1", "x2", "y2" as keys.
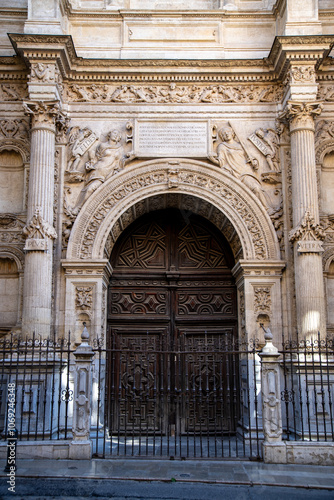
[
  {"x1": 0, "y1": 247, "x2": 24, "y2": 272},
  {"x1": 67, "y1": 159, "x2": 280, "y2": 262}
]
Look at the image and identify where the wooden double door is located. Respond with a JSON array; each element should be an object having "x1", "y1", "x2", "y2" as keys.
[{"x1": 107, "y1": 209, "x2": 238, "y2": 434}]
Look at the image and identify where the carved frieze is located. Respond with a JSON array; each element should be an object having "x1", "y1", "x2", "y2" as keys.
[
  {"x1": 0, "y1": 119, "x2": 29, "y2": 142},
  {"x1": 65, "y1": 83, "x2": 283, "y2": 104},
  {"x1": 30, "y1": 62, "x2": 56, "y2": 83},
  {"x1": 289, "y1": 65, "x2": 316, "y2": 84},
  {"x1": 0, "y1": 84, "x2": 28, "y2": 101},
  {"x1": 318, "y1": 84, "x2": 334, "y2": 102}
]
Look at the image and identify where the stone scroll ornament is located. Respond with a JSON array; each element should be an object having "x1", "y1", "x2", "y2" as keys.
[
  {"x1": 23, "y1": 207, "x2": 57, "y2": 251},
  {"x1": 209, "y1": 122, "x2": 282, "y2": 217},
  {"x1": 65, "y1": 122, "x2": 135, "y2": 215}
]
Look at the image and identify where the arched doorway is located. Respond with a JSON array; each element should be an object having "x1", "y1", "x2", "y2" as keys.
[{"x1": 107, "y1": 209, "x2": 239, "y2": 440}]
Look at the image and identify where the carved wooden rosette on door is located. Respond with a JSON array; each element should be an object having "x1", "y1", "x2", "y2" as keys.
[{"x1": 107, "y1": 209, "x2": 238, "y2": 434}]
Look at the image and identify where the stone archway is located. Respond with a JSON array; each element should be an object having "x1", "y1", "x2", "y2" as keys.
[
  {"x1": 64, "y1": 159, "x2": 284, "y2": 346},
  {"x1": 67, "y1": 159, "x2": 280, "y2": 262}
]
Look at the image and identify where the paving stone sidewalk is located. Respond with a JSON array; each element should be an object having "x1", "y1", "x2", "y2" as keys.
[{"x1": 0, "y1": 458, "x2": 334, "y2": 490}]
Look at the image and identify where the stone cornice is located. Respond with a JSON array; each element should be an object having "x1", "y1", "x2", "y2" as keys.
[
  {"x1": 7, "y1": 33, "x2": 334, "y2": 86},
  {"x1": 61, "y1": 0, "x2": 274, "y2": 20},
  {"x1": 267, "y1": 35, "x2": 334, "y2": 81}
]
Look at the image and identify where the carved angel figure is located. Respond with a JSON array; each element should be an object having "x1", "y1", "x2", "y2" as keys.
[
  {"x1": 75, "y1": 130, "x2": 125, "y2": 210},
  {"x1": 66, "y1": 126, "x2": 97, "y2": 173},
  {"x1": 254, "y1": 128, "x2": 280, "y2": 172},
  {"x1": 213, "y1": 126, "x2": 278, "y2": 215}
]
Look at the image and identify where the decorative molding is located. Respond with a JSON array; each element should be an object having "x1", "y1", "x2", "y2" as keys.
[
  {"x1": 0, "y1": 83, "x2": 28, "y2": 101},
  {"x1": 289, "y1": 211, "x2": 325, "y2": 253},
  {"x1": 254, "y1": 286, "x2": 272, "y2": 314},
  {"x1": 23, "y1": 208, "x2": 57, "y2": 252},
  {"x1": 75, "y1": 286, "x2": 93, "y2": 312},
  {"x1": 289, "y1": 65, "x2": 316, "y2": 84},
  {"x1": 65, "y1": 83, "x2": 283, "y2": 104},
  {"x1": 23, "y1": 101, "x2": 61, "y2": 128},
  {"x1": 280, "y1": 101, "x2": 323, "y2": 128}
]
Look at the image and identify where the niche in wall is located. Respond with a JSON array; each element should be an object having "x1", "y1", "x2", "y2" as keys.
[{"x1": 0, "y1": 149, "x2": 24, "y2": 214}]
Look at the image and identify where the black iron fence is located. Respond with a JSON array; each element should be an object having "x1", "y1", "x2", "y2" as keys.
[
  {"x1": 0, "y1": 333, "x2": 74, "y2": 442},
  {"x1": 91, "y1": 334, "x2": 263, "y2": 460},
  {"x1": 280, "y1": 334, "x2": 334, "y2": 442}
]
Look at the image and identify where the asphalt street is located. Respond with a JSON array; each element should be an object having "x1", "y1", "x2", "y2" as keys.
[{"x1": 0, "y1": 478, "x2": 334, "y2": 500}]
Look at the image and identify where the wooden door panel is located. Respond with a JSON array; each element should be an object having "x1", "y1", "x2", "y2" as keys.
[{"x1": 109, "y1": 327, "x2": 169, "y2": 433}]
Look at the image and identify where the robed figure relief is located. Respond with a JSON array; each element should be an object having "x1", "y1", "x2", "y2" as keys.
[{"x1": 210, "y1": 123, "x2": 281, "y2": 217}]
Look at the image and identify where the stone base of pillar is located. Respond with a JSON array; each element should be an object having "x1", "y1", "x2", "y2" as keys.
[
  {"x1": 69, "y1": 440, "x2": 92, "y2": 460},
  {"x1": 262, "y1": 442, "x2": 287, "y2": 464}
]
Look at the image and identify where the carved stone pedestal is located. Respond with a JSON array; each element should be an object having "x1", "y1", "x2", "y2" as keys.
[{"x1": 69, "y1": 326, "x2": 95, "y2": 460}]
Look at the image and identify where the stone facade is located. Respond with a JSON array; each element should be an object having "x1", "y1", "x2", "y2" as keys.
[{"x1": 0, "y1": 0, "x2": 334, "y2": 462}]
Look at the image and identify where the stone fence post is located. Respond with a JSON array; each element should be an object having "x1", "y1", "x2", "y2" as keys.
[
  {"x1": 69, "y1": 324, "x2": 95, "y2": 460},
  {"x1": 259, "y1": 328, "x2": 286, "y2": 463}
]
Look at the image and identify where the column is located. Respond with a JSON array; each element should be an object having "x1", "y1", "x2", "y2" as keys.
[
  {"x1": 21, "y1": 101, "x2": 59, "y2": 337},
  {"x1": 284, "y1": 101, "x2": 326, "y2": 337}
]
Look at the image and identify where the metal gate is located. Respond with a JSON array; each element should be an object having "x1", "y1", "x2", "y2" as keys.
[{"x1": 91, "y1": 335, "x2": 262, "y2": 460}]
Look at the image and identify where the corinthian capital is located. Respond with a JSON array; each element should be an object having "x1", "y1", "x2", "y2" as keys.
[
  {"x1": 280, "y1": 101, "x2": 322, "y2": 131},
  {"x1": 23, "y1": 100, "x2": 61, "y2": 129}
]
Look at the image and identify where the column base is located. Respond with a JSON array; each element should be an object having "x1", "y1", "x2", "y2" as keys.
[
  {"x1": 69, "y1": 440, "x2": 92, "y2": 460},
  {"x1": 262, "y1": 442, "x2": 287, "y2": 464}
]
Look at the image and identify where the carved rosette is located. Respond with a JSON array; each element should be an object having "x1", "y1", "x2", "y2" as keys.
[
  {"x1": 23, "y1": 100, "x2": 61, "y2": 131},
  {"x1": 23, "y1": 207, "x2": 57, "y2": 252},
  {"x1": 281, "y1": 101, "x2": 323, "y2": 133},
  {"x1": 289, "y1": 211, "x2": 325, "y2": 253}
]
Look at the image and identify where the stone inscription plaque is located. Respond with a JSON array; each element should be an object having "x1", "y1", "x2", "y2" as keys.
[{"x1": 134, "y1": 121, "x2": 208, "y2": 157}]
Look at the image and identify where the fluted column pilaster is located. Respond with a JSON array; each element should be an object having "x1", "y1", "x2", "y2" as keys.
[
  {"x1": 283, "y1": 101, "x2": 326, "y2": 337},
  {"x1": 22, "y1": 101, "x2": 59, "y2": 337}
]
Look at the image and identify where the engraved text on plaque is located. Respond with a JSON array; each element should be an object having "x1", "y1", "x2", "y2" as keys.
[{"x1": 134, "y1": 121, "x2": 208, "y2": 157}]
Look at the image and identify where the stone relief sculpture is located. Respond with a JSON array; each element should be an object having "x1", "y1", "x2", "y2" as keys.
[
  {"x1": 210, "y1": 124, "x2": 281, "y2": 216},
  {"x1": 66, "y1": 83, "x2": 283, "y2": 105},
  {"x1": 64, "y1": 123, "x2": 135, "y2": 223}
]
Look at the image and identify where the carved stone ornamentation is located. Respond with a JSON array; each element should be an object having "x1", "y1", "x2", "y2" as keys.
[
  {"x1": 65, "y1": 124, "x2": 135, "y2": 213},
  {"x1": 317, "y1": 85, "x2": 334, "y2": 102},
  {"x1": 30, "y1": 63, "x2": 56, "y2": 83},
  {"x1": 66, "y1": 83, "x2": 283, "y2": 105},
  {"x1": 290, "y1": 65, "x2": 316, "y2": 84},
  {"x1": 23, "y1": 101, "x2": 61, "y2": 127},
  {"x1": 281, "y1": 101, "x2": 323, "y2": 129},
  {"x1": 209, "y1": 123, "x2": 281, "y2": 217},
  {"x1": 248, "y1": 127, "x2": 281, "y2": 174},
  {"x1": 289, "y1": 211, "x2": 325, "y2": 253},
  {"x1": 23, "y1": 208, "x2": 57, "y2": 251},
  {"x1": 75, "y1": 286, "x2": 93, "y2": 312},
  {"x1": 0, "y1": 119, "x2": 29, "y2": 142},
  {"x1": 254, "y1": 287, "x2": 272, "y2": 314},
  {"x1": 0, "y1": 84, "x2": 28, "y2": 101}
]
